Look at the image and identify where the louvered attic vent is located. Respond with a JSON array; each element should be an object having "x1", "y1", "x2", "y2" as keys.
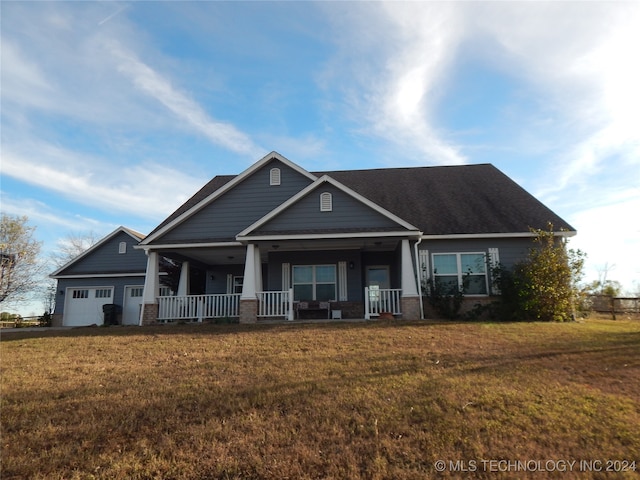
[
  {"x1": 270, "y1": 168, "x2": 281, "y2": 186},
  {"x1": 320, "y1": 192, "x2": 332, "y2": 212}
]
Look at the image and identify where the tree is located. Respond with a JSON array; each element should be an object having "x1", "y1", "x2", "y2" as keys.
[
  {"x1": 0, "y1": 215, "x2": 43, "y2": 304},
  {"x1": 494, "y1": 223, "x2": 586, "y2": 322},
  {"x1": 50, "y1": 231, "x2": 101, "y2": 269}
]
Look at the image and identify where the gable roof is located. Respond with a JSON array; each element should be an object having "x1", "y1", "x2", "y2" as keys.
[
  {"x1": 142, "y1": 151, "x2": 316, "y2": 245},
  {"x1": 50, "y1": 226, "x2": 146, "y2": 278},
  {"x1": 144, "y1": 156, "x2": 575, "y2": 244},
  {"x1": 237, "y1": 175, "x2": 420, "y2": 240}
]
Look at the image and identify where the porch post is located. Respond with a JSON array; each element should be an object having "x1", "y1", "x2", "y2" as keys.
[
  {"x1": 177, "y1": 261, "x2": 190, "y2": 296},
  {"x1": 400, "y1": 239, "x2": 421, "y2": 319},
  {"x1": 140, "y1": 250, "x2": 159, "y2": 325},
  {"x1": 239, "y1": 244, "x2": 259, "y2": 323}
]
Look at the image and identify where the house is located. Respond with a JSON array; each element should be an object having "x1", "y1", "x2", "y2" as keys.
[
  {"x1": 135, "y1": 151, "x2": 575, "y2": 325},
  {"x1": 51, "y1": 227, "x2": 149, "y2": 326}
]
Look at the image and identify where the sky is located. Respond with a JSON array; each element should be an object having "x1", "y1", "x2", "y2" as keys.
[{"x1": 2, "y1": 1, "x2": 639, "y2": 315}]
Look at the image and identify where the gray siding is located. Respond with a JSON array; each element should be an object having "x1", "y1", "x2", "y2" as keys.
[
  {"x1": 257, "y1": 184, "x2": 402, "y2": 233},
  {"x1": 53, "y1": 276, "x2": 145, "y2": 315},
  {"x1": 268, "y1": 250, "x2": 364, "y2": 301},
  {"x1": 421, "y1": 237, "x2": 534, "y2": 270},
  {"x1": 158, "y1": 159, "x2": 313, "y2": 243},
  {"x1": 59, "y1": 231, "x2": 147, "y2": 275}
]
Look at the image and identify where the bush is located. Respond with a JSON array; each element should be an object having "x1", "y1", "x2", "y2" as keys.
[
  {"x1": 492, "y1": 224, "x2": 585, "y2": 322},
  {"x1": 39, "y1": 312, "x2": 52, "y2": 327}
]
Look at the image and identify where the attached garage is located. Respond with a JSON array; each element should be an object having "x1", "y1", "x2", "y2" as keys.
[{"x1": 63, "y1": 287, "x2": 115, "y2": 326}]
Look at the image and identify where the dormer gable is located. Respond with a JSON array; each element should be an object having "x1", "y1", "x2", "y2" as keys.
[{"x1": 237, "y1": 175, "x2": 420, "y2": 240}]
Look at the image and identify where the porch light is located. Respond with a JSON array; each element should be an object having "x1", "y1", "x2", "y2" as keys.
[{"x1": 349, "y1": 261, "x2": 355, "y2": 270}]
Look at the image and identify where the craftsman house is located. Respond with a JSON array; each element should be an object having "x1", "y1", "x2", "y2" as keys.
[{"x1": 133, "y1": 151, "x2": 575, "y2": 324}]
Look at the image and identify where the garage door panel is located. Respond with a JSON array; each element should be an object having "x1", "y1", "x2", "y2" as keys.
[{"x1": 64, "y1": 287, "x2": 114, "y2": 326}]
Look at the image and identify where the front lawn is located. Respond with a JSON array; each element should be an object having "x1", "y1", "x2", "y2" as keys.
[{"x1": 1, "y1": 318, "x2": 639, "y2": 479}]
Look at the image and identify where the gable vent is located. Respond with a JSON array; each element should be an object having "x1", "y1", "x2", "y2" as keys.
[
  {"x1": 320, "y1": 192, "x2": 333, "y2": 212},
  {"x1": 270, "y1": 167, "x2": 281, "y2": 186}
]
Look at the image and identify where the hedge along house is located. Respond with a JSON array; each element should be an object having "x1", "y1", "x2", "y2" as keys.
[
  {"x1": 137, "y1": 151, "x2": 575, "y2": 325},
  {"x1": 50, "y1": 227, "x2": 149, "y2": 326}
]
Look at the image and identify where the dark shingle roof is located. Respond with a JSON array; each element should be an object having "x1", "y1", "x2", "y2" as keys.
[
  {"x1": 316, "y1": 164, "x2": 574, "y2": 235},
  {"x1": 148, "y1": 163, "x2": 574, "y2": 239}
]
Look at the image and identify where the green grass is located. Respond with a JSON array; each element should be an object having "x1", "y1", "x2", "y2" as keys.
[{"x1": 2, "y1": 318, "x2": 639, "y2": 479}]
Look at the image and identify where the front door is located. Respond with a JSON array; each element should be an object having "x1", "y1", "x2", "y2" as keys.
[{"x1": 367, "y1": 266, "x2": 390, "y2": 302}]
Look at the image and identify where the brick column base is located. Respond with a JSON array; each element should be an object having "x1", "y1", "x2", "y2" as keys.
[
  {"x1": 239, "y1": 299, "x2": 258, "y2": 324},
  {"x1": 401, "y1": 296, "x2": 421, "y2": 320},
  {"x1": 141, "y1": 303, "x2": 159, "y2": 326}
]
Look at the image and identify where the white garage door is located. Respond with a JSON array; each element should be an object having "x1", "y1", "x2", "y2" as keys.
[
  {"x1": 64, "y1": 287, "x2": 114, "y2": 326},
  {"x1": 122, "y1": 286, "x2": 144, "y2": 325}
]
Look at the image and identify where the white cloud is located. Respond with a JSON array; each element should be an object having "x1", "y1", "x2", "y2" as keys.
[
  {"x1": 567, "y1": 189, "x2": 640, "y2": 293},
  {"x1": 107, "y1": 41, "x2": 263, "y2": 158},
  {"x1": 1, "y1": 142, "x2": 202, "y2": 221},
  {"x1": 321, "y1": 2, "x2": 466, "y2": 165}
]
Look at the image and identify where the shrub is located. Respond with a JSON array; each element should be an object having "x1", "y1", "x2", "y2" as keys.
[{"x1": 492, "y1": 224, "x2": 585, "y2": 322}]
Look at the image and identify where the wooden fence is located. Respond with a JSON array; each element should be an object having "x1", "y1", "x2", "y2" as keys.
[{"x1": 588, "y1": 295, "x2": 640, "y2": 319}]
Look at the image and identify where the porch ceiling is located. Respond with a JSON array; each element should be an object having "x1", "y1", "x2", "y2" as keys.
[{"x1": 161, "y1": 237, "x2": 401, "y2": 267}]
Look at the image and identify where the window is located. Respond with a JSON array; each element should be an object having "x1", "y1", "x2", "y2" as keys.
[
  {"x1": 320, "y1": 192, "x2": 332, "y2": 212},
  {"x1": 270, "y1": 167, "x2": 281, "y2": 186},
  {"x1": 292, "y1": 265, "x2": 336, "y2": 301},
  {"x1": 72, "y1": 289, "x2": 89, "y2": 299},
  {"x1": 119, "y1": 241, "x2": 127, "y2": 254},
  {"x1": 95, "y1": 289, "x2": 112, "y2": 298},
  {"x1": 432, "y1": 253, "x2": 488, "y2": 295},
  {"x1": 233, "y1": 276, "x2": 244, "y2": 294},
  {"x1": 130, "y1": 287, "x2": 143, "y2": 297}
]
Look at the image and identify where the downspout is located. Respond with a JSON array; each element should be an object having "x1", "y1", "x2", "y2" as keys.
[{"x1": 414, "y1": 236, "x2": 424, "y2": 319}]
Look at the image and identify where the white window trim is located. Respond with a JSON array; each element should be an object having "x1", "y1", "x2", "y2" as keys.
[
  {"x1": 431, "y1": 252, "x2": 489, "y2": 296},
  {"x1": 292, "y1": 264, "x2": 337, "y2": 301},
  {"x1": 119, "y1": 241, "x2": 127, "y2": 254}
]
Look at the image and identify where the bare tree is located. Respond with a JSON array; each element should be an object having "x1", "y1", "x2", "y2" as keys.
[
  {"x1": 0, "y1": 214, "x2": 44, "y2": 305},
  {"x1": 50, "y1": 231, "x2": 101, "y2": 269}
]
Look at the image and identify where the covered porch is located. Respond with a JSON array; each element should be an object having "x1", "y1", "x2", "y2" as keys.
[{"x1": 138, "y1": 234, "x2": 423, "y2": 325}]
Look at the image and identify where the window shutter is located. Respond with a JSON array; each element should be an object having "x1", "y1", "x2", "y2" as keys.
[
  {"x1": 488, "y1": 248, "x2": 500, "y2": 294},
  {"x1": 320, "y1": 192, "x2": 332, "y2": 212},
  {"x1": 338, "y1": 261, "x2": 348, "y2": 301},
  {"x1": 270, "y1": 168, "x2": 281, "y2": 186},
  {"x1": 419, "y1": 249, "x2": 430, "y2": 287},
  {"x1": 282, "y1": 263, "x2": 291, "y2": 291}
]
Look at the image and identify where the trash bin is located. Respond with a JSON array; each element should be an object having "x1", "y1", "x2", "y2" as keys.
[{"x1": 102, "y1": 304, "x2": 121, "y2": 326}]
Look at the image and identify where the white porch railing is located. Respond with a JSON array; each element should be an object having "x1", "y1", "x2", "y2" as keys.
[
  {"x1": 364, "y1": 287, "x2": 402, "y2": 320},
  {"x1": 157, "y1": 294, "x2": 240, "y2": 322},
  {"x1": 257, "y1": 289, "x2": 294, "y2": 320}
]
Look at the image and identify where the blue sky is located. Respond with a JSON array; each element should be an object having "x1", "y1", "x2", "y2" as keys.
[{"x1": 2, "y1": 1, "x2": 639, "y2": 314}]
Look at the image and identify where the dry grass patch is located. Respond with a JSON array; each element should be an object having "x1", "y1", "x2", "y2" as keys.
[{"x1": 2, "y1": 319, "x2": 639, "y2": 479}]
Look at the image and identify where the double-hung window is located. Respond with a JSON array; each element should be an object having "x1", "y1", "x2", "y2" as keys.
[
  {"x1": 432, "y1": 253, "x2": 488, "y2": 295},
  {"x1": 292, "y1": 265, "x2": 336, "y2": 301}
]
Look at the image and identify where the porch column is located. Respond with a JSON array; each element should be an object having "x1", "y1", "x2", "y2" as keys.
[
  {"x1": 140, "y1": 250, "x2": 160, "y2": 325},
  {"x1": 239, "y1": 244, "x2": 260, "y2": 323},
  {"x1": 400, "y1": 239, "x2": 421, "y2": 319},
  {"x1": 177, "y1": 261, "x2": 190, "y2": 296}
]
